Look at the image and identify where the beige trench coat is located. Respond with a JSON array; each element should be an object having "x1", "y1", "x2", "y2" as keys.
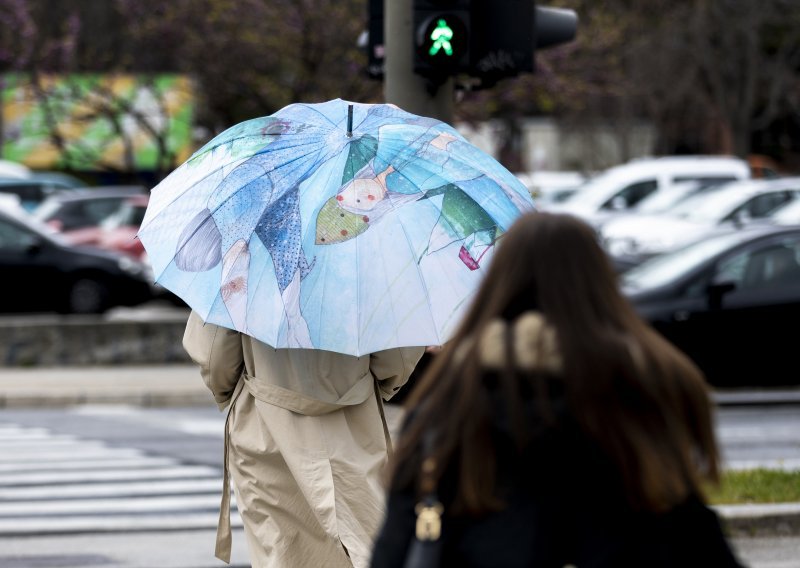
[{"x1": 183, "y1": 311, "x2": 423, "y2": 568}]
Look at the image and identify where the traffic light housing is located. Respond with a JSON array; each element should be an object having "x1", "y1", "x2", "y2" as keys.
[
  {"x1": 413, "y1": 1, "x2": 472, "y2": 78},
  {"x1": 469, "y1": 2, "x2": 577, "y2": 86},
  {"x1": 366, "y1": 0, "x2": 385, "y2": 80},
  {"x1": 469, "y1": 0, "x2": 534, "y2": 82},
  {"x1": 410, "y1": 1, "x2": 577, "y2": 87}
]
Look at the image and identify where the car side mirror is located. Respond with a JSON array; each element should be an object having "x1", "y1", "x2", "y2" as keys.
[{"x1": 707, "y1": 280, "x2": 736, "y2": 309}]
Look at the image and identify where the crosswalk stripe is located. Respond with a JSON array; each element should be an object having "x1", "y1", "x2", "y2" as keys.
[
  {"x1": 0, "y1": 494, "x2": 233, "y2": 516},
  {"x1": 0, "y1": 466, "x2": 219, "y2": 486},
  {"x1": 0, "y1": 448, "x2": 146, "y2": 462},
  {"x1": 0, "y1": 479, "x2": 223, "y2": 500},
  {"x1": 0, "y1": 437, "x2": 82, "y2": 446},
  {"x1": 0, "y1": 513, "x2": 243, "y2": 535},
  {"x1": 0, "y1": 456, "x2": 178, "y2": 473},
  {"x1": 0, "y1": 422, "x2": 232, "y2": 535}
]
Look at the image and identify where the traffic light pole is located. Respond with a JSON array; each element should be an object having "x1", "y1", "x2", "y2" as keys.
[{"x1": 384, "y1": 0, "x2": 454, "y2": 124}]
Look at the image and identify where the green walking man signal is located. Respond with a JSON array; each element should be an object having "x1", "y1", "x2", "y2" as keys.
[{"x1": 428, "y1": 19, "x2": 454, "y2": 56}]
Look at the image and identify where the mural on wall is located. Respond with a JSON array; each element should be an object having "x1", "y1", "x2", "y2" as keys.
[{"x1": 1, "y1": 74, "x2": 195, "y2": 172}]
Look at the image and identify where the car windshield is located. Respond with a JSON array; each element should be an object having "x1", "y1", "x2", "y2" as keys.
[
  {"x1": 101, "y1": 202, "x2": 147, "y2": 229},
  {"x1": 668, "y1": 186, "x2": 753, "y2": 223},
  {"x1": 622, "y1": 230, "x2": 760, "y2": 291},
  {"x1": 560, "y1": 170, "x2": 630, "y2": 209},
  {"x1": 2, "y1": 207, "x2": 68, "y2": 245}
]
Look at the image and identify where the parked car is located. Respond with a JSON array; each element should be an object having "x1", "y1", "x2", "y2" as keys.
[
  {"x1": 65, "y1": 194, "x2": 149, "y2": 259},
  {"x1": 0, "y1": 176, "x2": 89, "y2": 213},
  {"x1": 0, "y1": 207, "x2": 153, "y2": 314},
  {"x1": 601, "y1": 177, "x2": 800, "y2": 268},
  {"x1": 547, "y1": 156, "x2": 751, "y2": 222},
  {"x1": 622, "y1": 224, "x2": 800, "y2": 387},
  {"x1": 33, "y1": 186, "x2": 147, "y2": 236},
  {"x1": 589, "y1": 179, "x2": 732, "y2": 232}
]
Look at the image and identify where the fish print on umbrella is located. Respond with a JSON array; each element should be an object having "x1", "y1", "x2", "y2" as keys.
[
  {"x1": 139, "y1": 100, "x2": 534, "y2": 355},
  {"x1": 315, "y1": 128, "x2": 517, "y2": 270}
]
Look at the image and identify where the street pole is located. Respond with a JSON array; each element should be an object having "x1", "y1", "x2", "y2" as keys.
[{"x1": 384, "y1": 0, "x2": 454, "y2": 124}]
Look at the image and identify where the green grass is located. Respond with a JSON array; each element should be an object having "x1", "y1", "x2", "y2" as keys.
[{"x1": 707, "y1": 469, "x2": 800, "y2": 504}]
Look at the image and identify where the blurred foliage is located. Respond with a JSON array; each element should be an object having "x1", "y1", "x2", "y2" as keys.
[
  {"x1": 0, "y1": 0, "x2": 798, "y2": 171},
  {"x1": 707, "y1": 469, "x2": 800, "y2": 504}
]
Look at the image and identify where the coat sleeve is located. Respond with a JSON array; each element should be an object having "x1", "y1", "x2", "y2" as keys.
[
  {"x1": 182, "y1": 311, "x2": 245, "y2": 411},
  {"x1": 369, "y1": 347, "x2": 425, "y2": 401}
]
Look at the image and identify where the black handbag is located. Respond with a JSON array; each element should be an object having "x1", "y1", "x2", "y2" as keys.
[{"x1": 403, "y1": 434, "x2": 444, "y2": 568}]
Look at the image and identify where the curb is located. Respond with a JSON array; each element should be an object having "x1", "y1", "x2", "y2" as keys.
[
  {"x1": 715, "y1": 503, "x2": 800, "y2": 537},
  {"x1": 0, "y1": 365, "x2": 213, "y2": 409}
]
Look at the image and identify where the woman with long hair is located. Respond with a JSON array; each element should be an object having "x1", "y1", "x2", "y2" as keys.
[{"x1": 371, "y1": 211, "x2": 742, "y2": 567}]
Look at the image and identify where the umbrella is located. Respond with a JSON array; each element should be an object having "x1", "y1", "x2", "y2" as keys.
[{"x1": 138, "y1": 99, "x2": 534, "y2": 356}]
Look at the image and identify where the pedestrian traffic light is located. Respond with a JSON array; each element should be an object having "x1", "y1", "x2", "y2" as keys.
[
  {"x1": 410, "y1": 1, "x2": 577, "y2": 88},
  {"x1": 413, "y1": 1, "x2": 471, "y2": 78}
]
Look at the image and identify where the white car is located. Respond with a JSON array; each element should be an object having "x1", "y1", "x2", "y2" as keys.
[
  {"x1": 547, "y1": 156, "x2": 750, "y2": 223},
  {"x1": 601, "y1": 177, "x2": 800, "y2": 262},
  {"x1": 589, "y1": 179, "x2": 730, "y2": 231}
]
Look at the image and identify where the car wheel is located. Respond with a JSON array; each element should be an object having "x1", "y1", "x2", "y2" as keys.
[{"x1": 68, "y1": 278, "x2": 110, "y2": 314}]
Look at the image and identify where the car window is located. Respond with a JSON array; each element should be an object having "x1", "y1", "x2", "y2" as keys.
[
  {"x1": 80, "y1": 199, "x2": 125, "y2": 224},
  {"x1": 673, "y1": 175, "x2": 738, "y2": 185},
  {"x1": 713, "y1": 250, "x2": 751, "y2": 287},
  {"x1": 622, "y1": 231, "x2": 755, "y2": 291},
  {"x1": 726, "y1": 191, "x2": 796, "y2": 221},
  {"x1": 0, "y1": 218, "x2": 39, "y2": 252},
  {"x1": 0, "y1": 184, "x2": 42, "y2": 209},
  {"x1": 101, "y1": 203, "x2": 147, "y2": 229},
  {"x1": 734, "y1": 239, "x2": 800, "y2": 291},
  {"x1": 600, "y1": 179, "x2": 658, "y2": 210}
]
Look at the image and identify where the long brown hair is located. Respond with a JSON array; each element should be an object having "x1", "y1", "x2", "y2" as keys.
[{"x1": 390, "y1": 211, "x2": 721, "y2": 514}]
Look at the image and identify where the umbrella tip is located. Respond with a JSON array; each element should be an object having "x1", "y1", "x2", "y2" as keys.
[{"x1": 346, "y1": 104, "x2": 354, "y2": 137}]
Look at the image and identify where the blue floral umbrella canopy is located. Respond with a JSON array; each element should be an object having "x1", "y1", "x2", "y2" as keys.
[{"x1": 139, "y1": 99, "x2": 534, "y2": 356}]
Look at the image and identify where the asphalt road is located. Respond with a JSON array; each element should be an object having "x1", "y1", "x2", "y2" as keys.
[{"x1": 0, "y1": 404, "x2": 798, "y2": 567}]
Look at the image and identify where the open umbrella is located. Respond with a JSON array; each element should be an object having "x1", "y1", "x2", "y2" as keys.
[{"x1": 138, "y1": 99, "x2": 534, "y2": 356}]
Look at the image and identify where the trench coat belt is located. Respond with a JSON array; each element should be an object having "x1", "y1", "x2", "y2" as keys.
[{"x1": 215, "y1": 377, "x2": 245, "y2": 563}]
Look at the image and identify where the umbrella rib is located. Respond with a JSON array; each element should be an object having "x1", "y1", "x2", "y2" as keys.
[
  {"x1": 293, "y1": 102, "x2": 343, "y2": 131},
  {"x1": 189, "y1": 126, "x2": 328, "y2": 161}
]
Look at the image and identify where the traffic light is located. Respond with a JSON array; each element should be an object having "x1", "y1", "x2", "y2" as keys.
[
  {"x1": 413, "y1": 1, "x2": 471, "y2": 78},
  {"x1": 410, "y1": 1, "x2": 577, "y2": 88}
]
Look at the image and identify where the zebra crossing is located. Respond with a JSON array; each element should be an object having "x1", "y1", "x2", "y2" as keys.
[{"x1": 0, "y1": 422, "x2": 242, "y2": 536}]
